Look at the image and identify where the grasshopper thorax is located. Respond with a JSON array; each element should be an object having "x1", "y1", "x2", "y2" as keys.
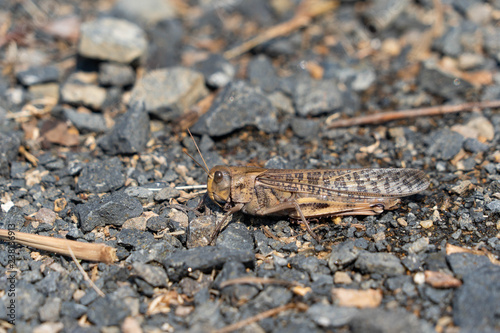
[{"x1": 207, "y1": 165, "x2": 232, "y2": 206}]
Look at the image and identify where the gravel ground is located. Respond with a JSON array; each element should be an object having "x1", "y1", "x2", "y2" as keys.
[{"x1": 1, "y1": 0, "x2": 500, "y2": 332}]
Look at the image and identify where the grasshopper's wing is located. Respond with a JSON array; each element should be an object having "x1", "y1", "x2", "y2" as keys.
[{"x1": 256, "y1": 168, "x2": 429, "y2": 199}]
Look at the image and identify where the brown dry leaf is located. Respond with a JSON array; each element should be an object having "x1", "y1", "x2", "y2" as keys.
[
  {"x1": 424, "y1": 271, "x2": 462, "y2": 288},
  {"x1": 147, "y1": 290, "x2": 184, "y2": 316},
  {"x1": 41, "y1": 120, "x2": 79, "y2": 146},
  {"x1": 292, "y1": 285, "x2": 312, "y2": 296},
  {"x1": 54, "y1": 197, "x2": 67, "y2": 212},
  {"x1": 332, "y1": 288, "x2": 383, "y2": 308}
]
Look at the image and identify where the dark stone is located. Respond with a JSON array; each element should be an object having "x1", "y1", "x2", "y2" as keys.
[
  {"x1": 453, "y1": 264, "x2": 500, "y2": 330},
  {"x1": 76, "y1": 157, "x2": 125, "y2": 193},
  {"x1": 186, "y1": 215, "x2": 216, "y2": 248},
  {"x1": 195, "y1": 53, "x2": 235, "y2": 89},
  {"x1": 16, "y1": 282, "x2": 45, "y2": 320},
  {"x1": 87, "y1": 296, "x2": 131, "y2": 326},
  {"x1": 116, "y1": 228, "x2": 155, "y2": 251},
  {"x1": 146, "y1": 216, "x2": 169, "y2": 232},
  {"x1": 76, "y1": 191, "x2": 143, "y2": 232},
  {"x1": 98, "y1": 103, "x2": 150, "y2": 155},
  {"x1": 328, "y1": 241, "x2": 360, "y2": 271},
  {"x1": 350, "y1": 308, "x2": 433, "y2": 333},
  {"x1": 99, "y1": 62, "x2": 135, "y2": 87},
  {"x1": 163, "y1": 246, "x2": 254, "y2": 281},
  {"x1": 463, "y1": 138, "x2": 489, "y2": 153},
  {"x1": 191, "y1": 80, "x2": 279, "y2": 136},
  {"x1": 147, "y1": 19, "x2": 184, "y2": 69},
  {"x1": 63, "y1": 108, "x2": 108, "y2": 133},
  {"x1": 290, "y1": 118, "x2": 320, "y2": 139},
  {"x1": 17, "y1": 66, "x2": 59, "y2": 86},
  {"x1": 354, "y1": 251, "x2": 405, "y2": 276},
  {"x1": 308, "y1": 304, "x2": 359, "y2": 328},
  {"x1": 428, "y1": 129, "x2": 465, "y2": 161},
  {"x1": 247, "y1": 55, "x2": 279, "y2": 93},
  {"x1": 292, "y1": 76, "x2": 343, "y2": 117},
  {"x1": 0, "y1": 132, "x2": 21, "y2": 177},
  {"x1": 419, "y1": 61, "x2": 475, "y2": 99},
  {"x1": 60, "y1": 301, "x2": 88, "y2": 319},
  {"x1": 486, "y1": 200, "x2": 500, "y2": 213},
  {"x1": 132, "y1": 262, "x2": 168, "y2": 287},
  {"x1": 446, "y1": 252, "x2": 492, "y2": 277},
  {"x1": 216, "y1": 222, "x2": 254, "y2": 252},
  {"x1": 214, "y1": 261, "x2": 259, "y2": 306}
]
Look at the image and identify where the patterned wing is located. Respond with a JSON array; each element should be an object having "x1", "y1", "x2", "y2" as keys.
[{"x1": 256, "y1": 168, "x2": 429, "y2": 198}]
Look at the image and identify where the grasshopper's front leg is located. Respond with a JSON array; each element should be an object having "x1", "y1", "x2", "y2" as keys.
[{"x1": 208, "y1": 203, "x2": 245, "y2": 245}]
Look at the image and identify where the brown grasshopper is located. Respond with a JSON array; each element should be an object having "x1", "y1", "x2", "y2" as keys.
[{"x1": 187, "y1": 132, "x2": 429, "y2": 243}]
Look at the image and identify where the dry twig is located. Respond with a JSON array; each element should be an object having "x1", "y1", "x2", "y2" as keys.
[
  {"x1": 67, "y1": 246, "x2": 105, "y2": 297},
  {"x1": 219, "y1": 276, "x2": 301, "y2": 289},
  {"x1": 0, "y1": 229, "x2": 117, "y2": 264},
  {"x1": 223, "y1": 0, "x2": 339, "y2": 59},
  {"x1": 212, "y1": 302, "x2": 307, "y2": 333},
  {"x1": 326, "y1": 100, "x2": 500, "y2": 128}
]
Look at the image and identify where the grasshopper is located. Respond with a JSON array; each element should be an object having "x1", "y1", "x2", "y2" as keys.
[{"x1": 186, "y1": 132, "x2": 429, "y2": 243}]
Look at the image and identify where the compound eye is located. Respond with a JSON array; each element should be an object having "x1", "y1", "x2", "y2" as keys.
[{"x1": 214, "y1": 171, "x2": 223, "y2": 183}]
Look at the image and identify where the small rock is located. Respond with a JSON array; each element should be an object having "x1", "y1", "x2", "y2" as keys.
[
  {"x1": 17, "y1": 66, "x2": 59, "y2": 86},
  {"x1": 446, "y1": 252, "x2": 492, "y2": 277},
  {"x1": 419, "y1": 220, "x2": 434, "y2": 229},
  {"x1": 450, "y1": 180, "x2": 472, "y2": 195},
  {"x1": 163, "y1": 246, "x2": 254, "y2": 281},
  {"x1": 99, "y1": 62, "x2": 135, "y2": 87},
  {"x1": 334, "y1": 271, "x2": 353, "y2": 284},
  {"x1": 290, "y1": 117, "x2": 320, "y2": 139},
  {"x1": 28, "y1": 83, "x2": 60, "y2": 100},
  {"x1": 486, "y1": 200, "x2": 500, "y2": 213},
  {"x1": 195, "y1": 54, "x2": 235, "y2": 89},
  {"x1": 484, "y1": 25, "x2": 500, "y2": 62},
  {"x1": 463, "y1": 137, "x2": 489, "y2": 153},
  {"x1": 117, "y1": 228, "x2": 155, "y2": 250},
  {"x1": 132, "y1": 262, "x2": 168, "y2": 287},
  {"x1": 0, "y1": 132, "x2": 21, "y2": 177},
  {"x1": 76, "y1": 191, "x2": 143, "y2": 232},
  {"x1": 216, "y1": 222, "x2": 254, "y2": 252},
  {"x1": 428, "y1": 129, "x2": 465, "y2": 161},
  {"x1": 350, "y1": 308, "x2": 433, "y2": 333},
  {"x1": 146, "y1": 216, "x2": 169, "y2": 232},
  {"x1": 362, "y1": 0, "x2": 410, "y2": 32},
  {"x1": 79, "y1": 17, "x2": 147, "y2": 63},
  {"x1": 76, "y1": 157, "x2": 126, "y2": 193},
  {"x1": 406, "y1": 237, "x2": 429, "y2": 254},
  {"x1": 453, "y1": 264, "x2": 500, "y2": 330},
  {"x1": 293, "y1": 77, "x2": 343, "y2": 116},
  {"x1": 191, "y1": 80, "x2": 279, "y2": 136},
  {"x1": 39, "y1": 297, "x2": 61, "y2": 322},
  {"x1": 98, "y1": 103, "x2": 150, "y2": 155},
  {"x1": 466, "y1": 116, "x2": 495, "y2": 141},
  {"x1": 147, "y1": 19, "x2": 183, "y2": 68},
  {"x1": 308, "y1": 304, "x2": 359, "y2": 328},
  {"x1": 247, "y1": 55, "x2": 279, "y2": 93},
  {"x1": 60, "y1": 82, "x2": 107, "y2": 109},
  {"x1": 154, "y1": 187, "x2": 180, "y2": 202},
  {"x1": 187, "y1": 215, "x2": 216, "y2": 248},
  {"x1": 63, "y1": 108, "x2": 108, "y2": 133},
  {"x1": 112, "y1": 0, "x2": 178, "y2": 26},
  {"x1": 87, "y1": 296, "x2": 131, "y2": 326},
  {"x1": 419, "y1": 60, "x2": 475, "y2": 99},
  {"x1": 130, "y1": 67, "x2": 208, "y2": 121},
  {"x1": 354, "y1": 251, "x2": 405, "y2": 276},
  {"x1": 328, "y1": 241, "x2": 360, "y2": 271},
  {"x1": 124, "y1": 186, "x2": 154, "y2": 204}
]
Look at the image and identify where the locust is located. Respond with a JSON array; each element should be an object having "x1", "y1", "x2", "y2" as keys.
[{"x1": 186, "y1": 132, "x2": 430, "y2": 243}]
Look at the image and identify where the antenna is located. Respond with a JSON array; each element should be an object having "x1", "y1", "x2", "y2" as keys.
[{"x1": 185, "y1": 129, "x2": 212, "y2": 178}]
